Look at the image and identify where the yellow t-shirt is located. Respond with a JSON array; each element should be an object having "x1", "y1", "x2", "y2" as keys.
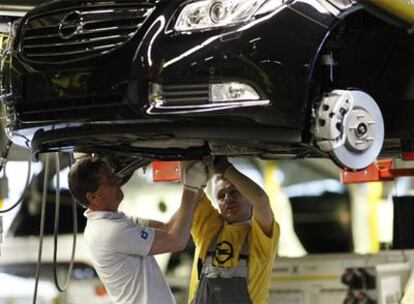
[{"x1": 188, "y1": 195, "x2": 280, "y2": 304}]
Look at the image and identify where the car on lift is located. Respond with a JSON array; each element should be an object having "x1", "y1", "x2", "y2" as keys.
[{"x1": 1, "y1": 0, "x2": 414, "y2": 170}]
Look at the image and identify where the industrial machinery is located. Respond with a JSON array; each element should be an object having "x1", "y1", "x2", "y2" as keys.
[{"x1": 271, "y1": 252, "x2": 412, "y2": 304}]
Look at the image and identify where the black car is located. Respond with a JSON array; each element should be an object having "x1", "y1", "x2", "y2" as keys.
[{"x1": 1, "y1": 0, "x2": 414, "y2": 170}]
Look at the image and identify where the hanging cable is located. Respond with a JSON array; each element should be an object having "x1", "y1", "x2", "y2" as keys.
[
  {"x1": 0, "y1": 147, "x2": 32, "y2": 213},
  {"x1": 52, "y1": 152, "x2": 77, "y2": 292},
  {"x1": 33, "y1": 153, "x2": 50, "y2": 304}
]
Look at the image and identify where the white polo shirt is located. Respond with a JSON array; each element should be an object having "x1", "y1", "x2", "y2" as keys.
[{"x1": 84, "y1": 210, "x2": 175, "y2": 304}]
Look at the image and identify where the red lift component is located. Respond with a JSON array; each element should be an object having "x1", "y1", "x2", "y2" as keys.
[
  {"x1": 402, "y1": 151, "x2": 414, "y2": 161},
  {"x1": 341, "y1": 159, "x2": 414, "y2": 184},
  {"x1": 152, "y1": 161, "x2": 181, "y2": 182},
  {"x1": 153, "y1": 158, "x2": 414, "y2": 184}
]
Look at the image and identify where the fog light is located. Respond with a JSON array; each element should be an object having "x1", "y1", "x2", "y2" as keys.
[
  {"x1": 149, "y1": 83, "x2": 165, "y2": 105},
  {"x1": 210, "y1": 82, "x2": 260, "y2": 102}
]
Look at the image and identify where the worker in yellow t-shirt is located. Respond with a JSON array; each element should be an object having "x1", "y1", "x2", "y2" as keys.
[{"x1": 188, "y1": 157, "x2": 280, "y2": 304}]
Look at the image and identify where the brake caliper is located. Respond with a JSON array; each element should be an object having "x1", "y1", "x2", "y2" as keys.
[{"x1": 312, "y1": 90, "x2": 354, "y2": 152}]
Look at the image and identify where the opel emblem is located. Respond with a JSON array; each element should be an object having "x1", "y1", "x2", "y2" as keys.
[{"x1": 58, "y1": 11, "x2": 83, "y2": 39}]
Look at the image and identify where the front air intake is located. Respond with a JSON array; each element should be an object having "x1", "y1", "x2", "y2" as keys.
[{"x1": 19, "y1": 0, "x2": 155, "y2": 64}]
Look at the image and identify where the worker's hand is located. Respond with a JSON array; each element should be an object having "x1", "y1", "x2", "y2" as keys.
[
  {"x1": 180, "y1": 161, "x2": 209, "y2": 191},
  {"x1": 213, "y1": 156, "x2": 233, "y2": 176}
]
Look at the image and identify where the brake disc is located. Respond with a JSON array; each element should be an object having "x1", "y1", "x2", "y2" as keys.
[{"x1": 312, "y1": 90, "x2": 384, "y2": 170}]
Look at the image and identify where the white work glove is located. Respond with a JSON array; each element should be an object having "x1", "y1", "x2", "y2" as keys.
[{"x1": 180, "y1": 161, "x2": 209, "y2": 192}]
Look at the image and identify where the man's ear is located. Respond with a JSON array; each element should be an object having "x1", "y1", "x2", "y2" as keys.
[{"x1": 85, "y1": 192, "x2": 96, "y2": 207}]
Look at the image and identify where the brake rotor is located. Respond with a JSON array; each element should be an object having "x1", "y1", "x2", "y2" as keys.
[
  {"x1": 313, "y1": 90, "x2": 384, "y2": 170},
  {"x1": 330, "y1": 91, "x2": 384, "y2": 170}
]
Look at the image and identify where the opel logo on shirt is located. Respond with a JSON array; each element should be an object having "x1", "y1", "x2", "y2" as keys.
[
  {"x1": 215, "y1": 241, "x2": 234, "y2": 264},
  {"x1": 58, "y1": 11, "x2": 83, "y2": 39}
]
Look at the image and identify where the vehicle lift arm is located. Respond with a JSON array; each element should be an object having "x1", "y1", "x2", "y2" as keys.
[{"x1": 341, "y1": 153, "x2": 414, "y2": 184}]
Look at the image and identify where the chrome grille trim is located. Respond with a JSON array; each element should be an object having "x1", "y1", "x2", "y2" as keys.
[
  {"x1": 22, "y1": 34, "x2": 133, "y2": 48},
  {"x1": 24, "y1": 42, "x2": 124, "y2": 57},
  {"x1": 20, "y1": 1, "x2": 155, "y2": 63},
  {"x1": 23, "y1": 16, "x2": 144, "y2": 33},
  {"x1": 22, "y1": 25, "x2": 140, "y2": 41}
]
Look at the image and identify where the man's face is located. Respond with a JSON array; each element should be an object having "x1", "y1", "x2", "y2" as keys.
[
  {"x1": 89, "y1": 166, "x2": 124, "y2": 211},
  {"x1": 215, "y1": 179, "x2": 252, "y2": 223}
]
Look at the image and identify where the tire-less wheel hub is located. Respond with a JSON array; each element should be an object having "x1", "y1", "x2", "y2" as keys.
[
  {"x1": 345, "y1": 109, "x2": 375, "y2": 151},
  {"x1": 312, "y1": 90, "x2": 384, "y2": 170}
]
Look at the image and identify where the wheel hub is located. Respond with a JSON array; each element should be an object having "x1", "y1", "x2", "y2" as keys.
[{"x1": 345, "y1": 108, "x2": 375, "y2": 151}]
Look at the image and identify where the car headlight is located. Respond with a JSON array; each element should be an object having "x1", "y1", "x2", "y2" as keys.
[{"x1": 174, "y1": 0, "x2": 273, "y2": 32}]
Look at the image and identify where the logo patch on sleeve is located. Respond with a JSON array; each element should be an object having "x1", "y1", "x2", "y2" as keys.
[{"x1": 140, "y1": 230, "x2": 149, "y2": 240}]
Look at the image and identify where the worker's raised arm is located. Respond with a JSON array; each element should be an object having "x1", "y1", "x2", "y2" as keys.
[
  {"x1": 216, "y1": 157, "x2": 274, "y2": 237},
  {"x1": 130, "y1": 217, "x2": 171, "y2": 230},
  {"x1": 148, "y1": 212, "x2": 182, "y2": 230},
  {"x1": 149, "y1": 161, "x2": 207, "y2": 255}
]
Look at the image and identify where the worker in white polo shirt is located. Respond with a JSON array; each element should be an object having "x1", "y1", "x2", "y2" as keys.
[{"x1": 68, "y1": 156, "x2": 208, "y2": 304}]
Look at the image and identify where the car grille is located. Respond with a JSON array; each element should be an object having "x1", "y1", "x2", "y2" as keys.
[
  {"x1": 19, "y1": 0, "x2": 155, "y2": 64},
  {"x1": 158, "y1": 83, "x2": 210, "y2": 106}
]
